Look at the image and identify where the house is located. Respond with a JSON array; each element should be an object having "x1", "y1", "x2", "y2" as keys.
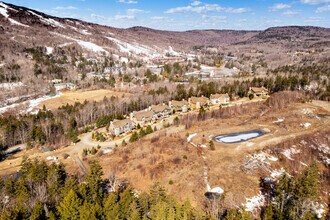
[
  {"x1": 130, "y1": 110, "x2": 155, "y2": 127},
  {"x1": 169, "y1": 100, "x2": 190, "y2": 113},
  {"x1": 189, "y1": 96, "x2": 209, "y2": 109},
  {"x1": 249, "y1": 87, "x2": 269, "y2": 97},
  {"x1": 150, "y1": 104, "x2": 171, "y2": 119},
  {"x1": 210, "y1": 94, "x2": 230, "y2": 106},
  {"x1": 110, "y1": 119, "x2": 135, "y2": 136},
  {"x1": 53, "y1": 82, "x2": 77, "y2": 92}
]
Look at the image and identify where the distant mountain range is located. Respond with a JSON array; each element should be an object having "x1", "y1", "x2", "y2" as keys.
[{"x1": 1, "y1": 1, "x2": 329, "y2": 58}]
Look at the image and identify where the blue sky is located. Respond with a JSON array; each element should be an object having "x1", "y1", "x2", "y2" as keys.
[{"x1": 3, "y1": 0, "x2": 330, "y2": 30}]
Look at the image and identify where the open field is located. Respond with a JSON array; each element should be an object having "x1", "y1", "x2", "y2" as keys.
[
  {"x1": 1, "y1": 99, "x2": 329, "y2": 210},
  {"x1": 39, "y1": 89, "x2": 132, "y2": 110},
  {"x1": 96, "y1": 100, "x2": 330, "y2": 208}
]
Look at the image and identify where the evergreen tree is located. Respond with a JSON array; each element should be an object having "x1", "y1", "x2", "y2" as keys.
[
  {"x1": 104, "y1": 193, "x2": 120, "y2": 220},
  {"x1": 30, "y1": 201, "x2": 46, "y2": 220},
  {"x1": 79, "y1": 202, "x2": 103, "y2": 220},
  {"x1": 145, "y1": 125, "x2": 153, "y2": 135},
  {"x1": 85, "y1": 160, "x2": 104, "y2": 204},
  {"x1": 57, "y1": 189, "x2": 82, "y2": 220},
  {"x1": 118, "y1": 188, "x2": 135, "y2": 219}
]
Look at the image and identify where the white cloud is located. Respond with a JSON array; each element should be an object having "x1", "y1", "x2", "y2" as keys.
[
  {"x1": 151, "y1": 16, "x2": 168, "y2": 20},
  {"x1": 282, "y1": 10, "x2": 299, "y2": 15},
  {"x1": 316, "y1": 4, "x2": 330, "y2": 12},
  {"x1": 202, "y1": 15, "x2": 227, "y2": 22},
  {"x1": 304, "y1": 16, "x2": 324, "y2": 23},
  {"x1": 301, "y1": 0, "x2": 330, "y2": 4},
  {"x1": 54, "y1": 6, "x2": 77, "y2": 10},
  {"x1": 114, "y1": 15, "x2": 135, "y2": 20},
  {"x1": 165, "y1": 3, "x2": 250, "y2": 14},
  {"x1": 226, "y1": 7, "x2": 251, "y2": 13},
  {"x1": 191, "y1": 1, "x2": 202, "y2": 6},
  {"x1": 127, "y1": 9, "x2": 145, "y2": 14},
  {"x1": 117, "y1": 0, "x2": 138, "y2": 4},
  {"x1": 269, "y1": 3, "x2": 291, "y2": 11}
]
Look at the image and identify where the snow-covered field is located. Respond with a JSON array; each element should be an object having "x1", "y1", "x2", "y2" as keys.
[
  {"x1": 51, "y1": 32, "x2": 108, "y2": 54},
  {"x1": 0, "y1": 93, "x2": 61, "y2": 114},
  {"x1": 106, "y1": 36, "x2": 161, "y2": 59}
]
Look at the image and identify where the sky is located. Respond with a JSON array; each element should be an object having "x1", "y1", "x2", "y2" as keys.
[{"x1": 3, "y1": 0, "x2": 330, "y2": 30}]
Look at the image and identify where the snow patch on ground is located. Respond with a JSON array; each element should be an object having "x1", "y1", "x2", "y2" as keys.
[
  {"x1": 302, "y1": 140, "x2": 330, "y2": 165},
  {"x1": 0, "y1": 6, "x2": 9, "y2": 18},
  {"x1": 311, "y1": 202, "x2": 325, "y2": 219},
  {"x1": 46, "y1": 47, "x2": 53, "y2": 55},
  {"x1": 273, "y1": 118, "x2": 285, "y2": 123},
  {"x1": 81, "y1": 29, "x2": 92, "y2": 35},
  {"x1": 244, "y1": 192, "x2": 265, "y2": 212},
  {"x1": 281, "y1": 147, "x2": 301, "y2": 160},
  {"x1": 46, "y1": 156, "x2": 58, "y2": 161},
  {"x1": 77, "y1": 41, "x2": 106, "y2": 53},
  {"x1": 101, "y1": 148, "x2": 112, "y2": 155},
  {"x1": 166, "y1": 46, "x2": 181, "y2": 56},
  {"x1": 113, "y1": 54, "x2": 129, "y2": 63},
  {"x1": 187, "y1": 133, "x2": 197, "y2": 142},
  {"x1": 208, "y1": 187, "x2": 224, "y2": 194},
  {"x1": 0, "y1": 2, "x2": 8, "y2": 9},
  {"x1": 51, "y1": 32, "x2": 108, "y2": 54},
  {"x1": 29, "y1": 10, "x2": 64, "y2": 28},
  {"x1": 0, "y1": 3, "x2": 29, "y2": 27},
  {"x1": 300, "y1": 122, "x2": 311, "y2": 128},
  {"x1": 270, "y1": 168, "x2": 286, "y2": 178},
  {"x1": 106, "y1": 36, "x2": 160, "y2": 58},
  {"x1": 253, "y1": 152, "x2": 279, "y2": 162},
  {"x1": 302, "y1": 108, "x2": 314, "y2": 115},
  {"x1": 8, "y1": 18, "x2": 29, "y2": 27},
  {"x1": 58, "y1": 42, "x2": 73, "y2": 47},
  {"x1": 0, "y1": 93, "x2": 61, "y2": 115},
  {"x1": 0, "y1": 82, "x2": 24, "y2": 90}
]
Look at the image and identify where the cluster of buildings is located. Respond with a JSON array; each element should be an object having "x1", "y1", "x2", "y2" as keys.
[
  {"x1": 109, "y1": 93, "x2": 230, "y2": 136},
  {"x1": 51, "y1": 79, "x2": 76, "y2": 92}
]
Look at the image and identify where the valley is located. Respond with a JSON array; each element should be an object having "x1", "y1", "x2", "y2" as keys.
[{"x1": 0, "y1": 1, "x2": 329, "y2": 219}]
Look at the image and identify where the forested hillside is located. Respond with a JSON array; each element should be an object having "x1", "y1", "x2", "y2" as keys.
[{"x1": 0, "y1": 159, "x2": 326, "y2": 219}]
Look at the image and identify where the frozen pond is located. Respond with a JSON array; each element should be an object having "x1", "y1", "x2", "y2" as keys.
[{"x1": 214, "y1": 130, "x2": 265, "y2": 144}]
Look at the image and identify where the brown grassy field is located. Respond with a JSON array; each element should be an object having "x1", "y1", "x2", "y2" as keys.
[
  {"x1": 95, "y1": 101, "x2": 330, "y2": 208},
  {"x1": 1, "y1": 100, "x2": 329, "y2": 210},
  {"x1": 39, "y1": 89, "x2": 132, "y2": 110}
]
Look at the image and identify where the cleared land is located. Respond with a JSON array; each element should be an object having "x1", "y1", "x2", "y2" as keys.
[
  {"x1": 1, "y1": 100, "x2": 329, "y2": 209},
  {"x1": 39, "y1": 89, "x2": 132, "y2": 110},
  {"x1": 96, "y1": 101, "x2": 330, "y2": 208}
]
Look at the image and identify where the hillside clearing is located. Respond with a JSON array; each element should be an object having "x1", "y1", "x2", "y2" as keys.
[{"x1": 39, "y1": 89, "x2": 132, "y2": 110}]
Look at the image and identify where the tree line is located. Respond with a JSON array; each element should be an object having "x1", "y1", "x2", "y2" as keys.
[{"x1": 0, "y1": 158, "x2": 326, "y2": 219}]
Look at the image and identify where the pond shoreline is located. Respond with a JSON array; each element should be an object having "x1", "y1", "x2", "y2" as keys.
[{"x1": 214, "y1": 129, "x2": 266, "y2": 144}]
